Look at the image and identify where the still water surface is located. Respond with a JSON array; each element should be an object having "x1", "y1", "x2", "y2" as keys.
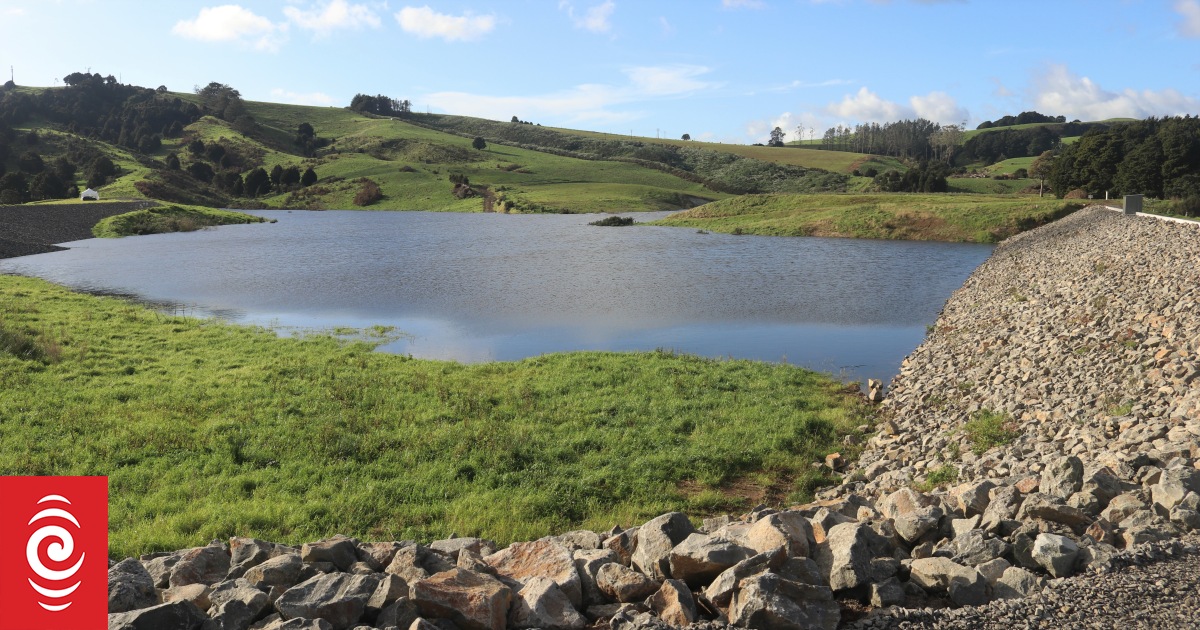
[{"x1": 1, "y1": 210, "x2": 993, "y2": 382}]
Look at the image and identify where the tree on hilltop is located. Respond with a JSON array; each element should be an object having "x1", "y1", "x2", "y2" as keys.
[
  {"x1": 472, "y1": 136, "x2": 487, "y2": 150},
  {"x1": 768, "y1": 127, "x2": 786, "y2": 147},
  {"x1": 681, "y1": 133, "x2": 691, "y2": 141}
]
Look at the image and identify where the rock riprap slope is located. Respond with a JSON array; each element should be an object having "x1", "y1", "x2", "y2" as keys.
[{"x1": 106, "y1": 207, "x2": 1200, "y2": 630}]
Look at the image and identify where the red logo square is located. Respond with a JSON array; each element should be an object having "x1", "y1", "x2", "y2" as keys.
[{"x1": 0, "y1": 476, "x2": 108, "y2": 630}]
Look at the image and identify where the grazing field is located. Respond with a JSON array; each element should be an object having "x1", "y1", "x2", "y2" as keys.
[
  {"x1": 946, "y1": 177, "x2": 1033, "y2": 195},
  {"x1": 0, "y1": 275, "x2": 867, "y2": 557},
  {"x1": 654, "y1": 193, "x2": 1084, "y2": 242}
]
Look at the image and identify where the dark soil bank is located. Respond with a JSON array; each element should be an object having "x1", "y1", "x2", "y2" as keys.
[{"x1": 0, "y1": 201, "x2": 157, "y2": 259}]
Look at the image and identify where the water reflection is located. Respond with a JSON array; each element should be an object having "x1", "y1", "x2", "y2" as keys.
[{"x1": 0, "y1": 210, "x2": 992, "y2": 382}]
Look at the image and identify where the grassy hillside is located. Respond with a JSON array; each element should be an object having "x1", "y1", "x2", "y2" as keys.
[
  {"x1": 91, "y1": 204, "x2": 269, "y2": 238},
  {"x1": 0, "y1": 275, "x2": 866, "y2": 556},
  {"x1": 654, "y1": 193, "x2": 1084, "y2": 242},
  {"x1": 4, "y1": 88, "x2": 728, "y2": 213}
]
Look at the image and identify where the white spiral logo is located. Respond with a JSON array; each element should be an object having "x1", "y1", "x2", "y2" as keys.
[{"x1": 26, "y1": 494, "x2": 86, "y2": 612}]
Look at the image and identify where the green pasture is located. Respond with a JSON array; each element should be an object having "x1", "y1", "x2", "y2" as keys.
[
  {"x1": 0, "y1": 275, "x2": 867, "y2": 557},
  {"x1": 654, "y1": 193, "x2": 1083, "y2": 242}
]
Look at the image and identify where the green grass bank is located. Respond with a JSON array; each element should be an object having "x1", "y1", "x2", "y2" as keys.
[
  {"x1": 654, "y1": 193, "x2": 1084, "y2": 242},
  {"x1": 0, "y1": 275, "x2": 868, "y2": 557},
  {"x1": 91, "y1": 204, "x2": 269, "y2": 238}
]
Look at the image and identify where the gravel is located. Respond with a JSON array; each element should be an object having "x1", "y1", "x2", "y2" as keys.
[{"x1": 0, "y1": 201, "x2": 157, "y2": 259}]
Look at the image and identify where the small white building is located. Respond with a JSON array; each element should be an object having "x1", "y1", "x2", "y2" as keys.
[{"x1": 81, "y1": 188, "x2": 99, "y2": 201}]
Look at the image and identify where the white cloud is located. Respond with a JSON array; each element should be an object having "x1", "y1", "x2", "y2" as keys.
[
  {"x1": 626, "y1": 64, "x2": 713, "y2": 96},
  {"x1": 768, "y1": 78, "x2": 855, "y2": 93},
  {"x1": 722, "y1": 0, "x2": 765, "y2": 8},
  {"x1": 990, "y1": 77, "x2": 1013, "y2": 98},
  {"x1": 270, "y1": 88, "x2": 338, "y2": 106},
  {"x1": 283, "y1": 0, "x2": 380, "y2": 36},
  {"x1": 1033, "y1": 63, "x2": 1200, "y2": 120},
  {"x1": 1175, "y1": 0, "x2": 1200, "y2": 37},
  {"x1": 910, "y1": 91, "x2": 967, "y2": 124},
  {"x1": 561, "y1": 1, "x2": 615, "y2": 33},
  {"x1": 394, "y1": 5, "x2": 496, "y2": 42},
  {"x1": 821, "y1": 86, "x2": 967, "y2": 125},
  {"x1": 826, "y1": 87, "x2": 906, "y2": 122},
  {"x1": 172, "y1": 4, "x2": 286, "y2": 52},
  {"x1": 3, "y1": 7, "x2": 27, "y2": 17},
  {"x1": 422, "y1": 64, "x2": 716, "y2": 126}
]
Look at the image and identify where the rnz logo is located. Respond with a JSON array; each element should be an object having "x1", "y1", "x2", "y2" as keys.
[
  {"x1": 0, "y1": 476, "x2": 107, "y2": 630},
  {"x1": 27, "y1": 494, "x2": 87, "y2": 611}
]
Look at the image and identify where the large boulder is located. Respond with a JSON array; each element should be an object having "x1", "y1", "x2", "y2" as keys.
[
  {"x1": 385, "y1": 545, "x2": 455, "y2": 590},
  {"x1": 667, "y1": 533, "x2": 754, "y2": 588},
  {"x1": 630, "y1": 512, "x2": 694, "y2": 581},
  {"x1": 107, "y1": 601, "x2": 208, "y2": 630},
  {"x1": 880, "y1": 488, "x2": 943, "y2": 543},
  {"x1": 595, "y1": 563, "x2": 660, "y2": 603},
  {"x1": 573, "y1": 548, "x2": 619, "y2": 606},
  {"x1": 507, "y1": 576, "x2": 586, "y2": 630},
  {"x1": 728, "y1": 572, "x2": 840, "y2": 630},
  {"x1": 812, "y1": 522, "x2": 878, "y2": 591},
  {"x1": 646, "y1": 579, "x2": 698, "y2": 627},
  {"x1": 1015, "y1": 492, "x2": 1092, "y2": 534},
  {"x1": 1031, "y1": 533, "x2": 1078, "y2": 578},
  {"x1": 704, "y1": 548, "x2": 786, "y2": 607},
  {"x1": 949, "y1": 481, "x2": 996, "y2": 517},
  {"x1": 430, "y1": 537, "x2": 497, "y2": 561},
  {"x1": 275, "y1": 573, "x2": 380, "y2": 630},
  {"x1": 908, "y1": 557, "x2": 988, "y2": 606},
  {"x1": 484, "y1": 539, "x2": 582, "y2": 609},
  {"x1": 109, "y1": 557, "x2": 158, "y2": 613},
  {"x1": 410, "y1": 568, "x2": 512, "y2": 630},
  {"x1": 742, "y1": 512, "x2": 814, "y2": 557},
  {"x1": 1040, "y1": 456, "x2": 1084, "y2": 500},
  {"x1": 992, "y1": 566, "x2": 1042, "y2": 599},
  {"x1": 169, "y1": 543, "x2": 232, "y2": 588},
  {"x1": 243, "y1": 554, "x2": 303, "y2": 589},
  {"x1": 301, "y1": 535, "x2": 358, "y2": 572}
]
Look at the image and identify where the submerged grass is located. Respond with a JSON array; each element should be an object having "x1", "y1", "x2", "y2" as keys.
[
  {"x1": 0, "y1": 275, "x2": 867, "y2": 557},
  {"x1": 654, "y1": 193, "x2": 1084, "y2": 242}
]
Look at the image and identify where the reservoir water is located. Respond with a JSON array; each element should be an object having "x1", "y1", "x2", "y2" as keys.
[{"x1": 0, "y1": 210, "x2": 992, "y2": 382}]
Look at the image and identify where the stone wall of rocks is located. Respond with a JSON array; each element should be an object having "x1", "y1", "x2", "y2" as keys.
[{"x1": 108, "y1": 207, "x2": 1200, "y2": 630}]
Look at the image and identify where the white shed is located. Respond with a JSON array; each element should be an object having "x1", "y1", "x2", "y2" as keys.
[{"x1": 81, "y1": 188, "x2": 99, "y2": 201}]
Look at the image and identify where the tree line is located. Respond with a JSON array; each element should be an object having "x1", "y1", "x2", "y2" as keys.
[{"x1": 1046, "y1": 115, "x2": 1200, "y2": 203}]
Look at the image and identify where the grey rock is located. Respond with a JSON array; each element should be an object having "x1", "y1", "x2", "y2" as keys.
[
  {"x1": 951, "y1": 529, "x2": 1011, "y2": 566},
  {"x1": 704, "y1": 548, "x2": 785, "y2": 607},
  {"x1": 869, "y1": 577, "x2": 906, "y2": 607},
  {"x1": 629, "y1": 512, "x2": 694, "y2": 581},
  {"x1": 908, "y1": 556, "x2": 989, "y2": 606},
  {"x1": 244, "y1": 554, "x2": 303, "y2": 590},
  {"x1": 109, "y1": 557, "x2": 159, "y2": 613},
  {"x1": 1041, "y1": 455, "x2": 1084, "y2": 500},
  {"x1": 276, "y1": 573, "x2": 380, "y2": 630},
  {"x1": 573, "y1": 548, "x2": 619, "y2": 606},
  {"x1": 992, "y1": 566, "x2": 1042, "y2": 599},
  {"x1": 375, "y1": 597, "x2": 420, "y2": 630},
  {"x1": 666, "y1": 532, "x2": 754, "y2": 587},
  {"x1": 508, "y1": 576, "x2": 586, "y2": 630},
  {"x1": 1032, "y1": 533, "x2": 1079, "y2": 578},
  {"x1": 813, "y1": 522, "x2": 878, "y2": 591},
  {"x1": 645, "y1": 579, "x2": 698, "y2": 628},
  {"x1": 301, "y1": 536, "x2": 358, "y2": 572},
  {"x1": 170, "y1": 544, "x2": 232, "y2": 588},
  {"x1": 976, "y1": 557, "x2": 1012, "y2": 584},
  {"x1": 429, "y1": 537, "x2": 496, "y2": 560},
  {"x1": 728, "y1": 572, "x2": 840, "y2": 630},
  {"x1": 108, "y1": 600, "x2": 208, "y2": 630},
  {"x1": 595, "y1": 562, "x2": 660, "y2": 603}
]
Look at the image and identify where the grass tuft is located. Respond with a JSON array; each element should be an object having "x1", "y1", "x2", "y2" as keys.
[{"x1": 961, "y1": 409, "x2": 1019, "y2": 455}]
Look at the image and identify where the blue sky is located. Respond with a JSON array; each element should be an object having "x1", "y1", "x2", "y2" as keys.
[{"x1": 2, "y1": 0, "x2": 1198, "y2": 143}]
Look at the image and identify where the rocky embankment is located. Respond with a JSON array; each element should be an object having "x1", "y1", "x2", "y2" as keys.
[
  {"x1": 107, "y1": 206, "x2": 1200, "y2": 630},
  {"x1": 0, "y1": 201, "x2": 156, "y2": 258}
]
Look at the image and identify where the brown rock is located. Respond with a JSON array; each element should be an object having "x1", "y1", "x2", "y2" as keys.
[
  {"x1": 646, "y1": 579, "x2": 698, "y2": 627},
  {"x1": 411, "y1": 568, "x2": 512, "y2": 630},
  {"x1": 484, "y1": 539, "x2": 582, "y2": 608},
  {"x1": 595, "y1": 562, "x2": 660, "y2": 603}
]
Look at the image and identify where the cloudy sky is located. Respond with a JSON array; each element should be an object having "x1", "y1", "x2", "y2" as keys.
[{"x1": 2, "y1": 0, "x2": 1198, "y2": 143}]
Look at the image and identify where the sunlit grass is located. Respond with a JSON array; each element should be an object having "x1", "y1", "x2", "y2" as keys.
[{"x1": 0, "y1": 275, "x2": 867, "y2": 557}]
